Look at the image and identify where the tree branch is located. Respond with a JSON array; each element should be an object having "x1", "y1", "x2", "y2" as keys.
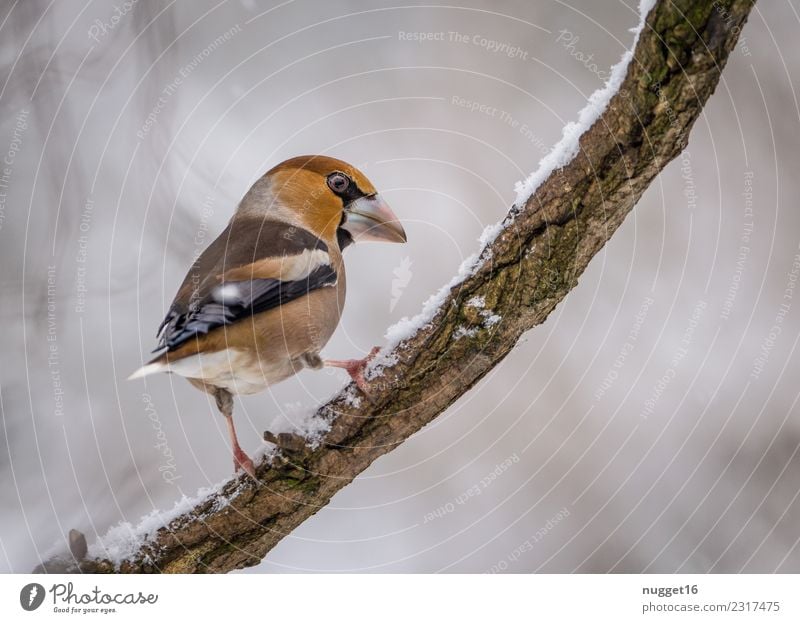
[{"x1": 51, "y1": 0, "x2": 754, "y2": 573}]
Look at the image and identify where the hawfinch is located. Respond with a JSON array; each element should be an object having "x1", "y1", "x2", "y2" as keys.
[{"x1": 130, "y1": 155, "x2": 406, "y2": 478}]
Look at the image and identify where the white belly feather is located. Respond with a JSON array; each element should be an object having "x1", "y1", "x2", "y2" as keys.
[{"x1": 130, "y1": 348, "x2": 297, "y2": 395}]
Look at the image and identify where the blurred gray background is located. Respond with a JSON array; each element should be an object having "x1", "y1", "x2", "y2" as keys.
[{"x1": 1, "y1": 0, "x2": 799, "y2": 573}]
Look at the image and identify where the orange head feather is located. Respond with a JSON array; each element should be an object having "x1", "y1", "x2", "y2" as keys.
[{"x1": 256, "y1": 155, "x2": 405, "y2": 248}]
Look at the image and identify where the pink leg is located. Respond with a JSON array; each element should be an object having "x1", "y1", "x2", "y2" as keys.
[
  {"x1": 225, "y1": 414, "x2": 256, "y2": 479},
  {"x1": 324, "y1": 346, "x2": 381, "y2": 395},
  {"x1": 215, "y1": 389, "x2": 256, "y2": 480}
]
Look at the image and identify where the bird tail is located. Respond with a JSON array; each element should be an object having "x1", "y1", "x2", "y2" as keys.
[{"x1": 127, "y1": 360, "x2": 167, "y2": 380}]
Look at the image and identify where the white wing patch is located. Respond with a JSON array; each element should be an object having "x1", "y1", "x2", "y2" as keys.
[
  {"x1": 207, "y1": 248, "x2": 333, "y2": 307},
  {"x1": 278, "y1": 248, "x2": 332, "y2": 281},
  {"x1": 213, "y1": 283, "x2": 243, "y2": 304}
]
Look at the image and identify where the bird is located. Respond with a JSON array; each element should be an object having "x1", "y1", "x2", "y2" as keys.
[{"x1": 129, "y1": 155, "x2": 407, "y2": 478}]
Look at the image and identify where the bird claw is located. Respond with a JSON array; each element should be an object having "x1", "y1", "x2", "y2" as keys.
[
  {"x1": 325, "y1": 346, "x2": 381, "y2": 397},
  {"x1": 233, "y1": 447, "x2": 257, "y2": 480}
]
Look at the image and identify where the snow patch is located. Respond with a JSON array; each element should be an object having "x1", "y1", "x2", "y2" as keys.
[
  {"x1": 88, "y1": 478, "x2": 236, "y2": 567},
  {"x1": 453, "y1": 310, "x2": 503, "y2": 340},
  {"x1": 483, "y1": 313, "x2": 502, "y2": 327},
  {"x1": 454, "y1": 326, "x2": 479, "y2": 340},
  {"x1": 513, "y1": 0, "x2": 657, "y2": 207},
  {"x1": 466, "y1": 295, "x2": 486, "y2": 309},
  {"x1": 342, "y1": 388, "x2": 362, "y2": 409},
  {"x1": 264, "y1": 401, "x2": 333, "y2": 449}
]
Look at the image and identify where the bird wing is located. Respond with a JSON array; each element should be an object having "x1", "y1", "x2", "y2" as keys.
[{"x1": 155, "y1": 218, "x2": 337, "y2": 352}]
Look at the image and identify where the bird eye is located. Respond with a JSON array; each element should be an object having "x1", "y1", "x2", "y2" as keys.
[{"x1": 327, "y1": 172, "x2": 350, "y2": 194}]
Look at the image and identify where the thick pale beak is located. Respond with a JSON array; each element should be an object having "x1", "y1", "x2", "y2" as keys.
[{"x1": 343, "y1": 194, "x2": 407, "y2": 243}]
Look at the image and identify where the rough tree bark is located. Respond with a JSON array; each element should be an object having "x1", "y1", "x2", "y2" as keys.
[{"x1": 47, "y1": 0, "x2": 755, "y2": 573}]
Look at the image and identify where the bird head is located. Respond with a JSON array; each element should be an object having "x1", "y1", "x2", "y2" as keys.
[{"x1": 261, "y1": 155, "x2": 406, "y2": 249}]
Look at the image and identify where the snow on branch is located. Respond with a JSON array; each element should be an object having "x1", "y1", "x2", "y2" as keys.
[
  {"x1": 372, "y1": 0, "x2": 658, "y2": 365},
  {"x1": 512, "y1": 0, "x2": 657, "y2": 206}
]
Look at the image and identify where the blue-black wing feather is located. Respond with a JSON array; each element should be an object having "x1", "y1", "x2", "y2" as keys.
[{"x1": 155, "y1": 264, "x2": 336, "y2": 352}]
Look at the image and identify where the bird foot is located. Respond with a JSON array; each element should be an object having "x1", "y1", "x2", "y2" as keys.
[
  {"x1": 233, "y1": 446, "x2": 257, "y2": 480},
  {"x1": 325, "y1": 346, "x2": 381, "y2": 395}
]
